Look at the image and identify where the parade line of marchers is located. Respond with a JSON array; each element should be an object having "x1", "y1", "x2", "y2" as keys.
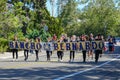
[{"x1": 9, "y1": 41, "x2": 104, "y2": 51}]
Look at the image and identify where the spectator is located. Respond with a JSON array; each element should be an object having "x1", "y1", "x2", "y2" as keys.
[
  {"x1": 108, "y1": 38, "x2": 114, "y2": 54},
  {"x1": 52, "y1": 34, "x2": 57, "y2": 41}
]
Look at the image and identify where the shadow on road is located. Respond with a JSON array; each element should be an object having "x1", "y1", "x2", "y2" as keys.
[
  {"x1": 66, "y1": 60, "x2": 120, "y2": 80},
  {"x1": 0, "y1": 60, "x2": 119, "y2": 80}
]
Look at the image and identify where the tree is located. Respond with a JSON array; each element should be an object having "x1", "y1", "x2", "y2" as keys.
[
  {"x1": 79, "y1": 0, "x2": 120, "y2": 37},
  {"x1": 58, "y1": 0, "x2": 80, "y2": 36},
  {"x1": 0, "y1": 0, "x2": 24, "y2": 39},
  {"x1": 56, "y1": 0, "x2": 68, "y2": 16},
  {"x1": 47, "y1": 17, "x2": 64, "y2": 38},
  {"x1": 8, "y1": 0, "x2": 48, "y2": 35},
  {"x1": 57, "y1": 0, "x2": 120, "y2": 37}
]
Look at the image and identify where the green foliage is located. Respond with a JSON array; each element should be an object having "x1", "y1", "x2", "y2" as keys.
[
  {"x1": 59, "y1": 0, "x2": 78, "y2": 28},
  {"x1": 58, "y1": 0, "x2": 82, "y2": 36},
  {"x1": 0, "y1": 38, "x2": 8, "y2": 53},
  {"x1": 0, "y1": 0, "x2": 7, "y2": 12},
  {"x1": 47, "y1": 17, "x2": 64, "y2": 38},
  {"x1": 26, "y1": 28, "x2": 51, "y2": 42},
  {"x1": 26, "y1": 29, "x2": 40, "y2": 39},
  {"x1": 79, "y1": 0, "x2": 120, "y2": 37},
  {"x1": 59, "y1": 0, "x2": 120, "y2": 37},
  {"x1": 0, "y1": 1, "x2": 25, "y2": 39},
  {"x1": 39, "y1": 28, "x2": 51, "y2": 42}
]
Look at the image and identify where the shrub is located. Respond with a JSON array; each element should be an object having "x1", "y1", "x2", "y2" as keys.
[{"x1": 0, "y1": 38, "x2": 9, "y2": 53}]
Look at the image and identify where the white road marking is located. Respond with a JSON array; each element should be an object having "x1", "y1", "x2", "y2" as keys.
[{"x1": 54, "y1": 55, "x2": 120, "y2": 80}]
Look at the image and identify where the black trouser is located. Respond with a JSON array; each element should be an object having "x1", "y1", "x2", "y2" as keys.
[
  {"x1": 24, "y1": 49, "x2": 29, "y2": 61},
  {"x1": 57, "y1": 51, "x2": 63, "y2": 60},
  {"x1": 70, "y1": 51, "x2": 75, "y2": 60},
  {"x1": 50, "y1": 51, "x2": 52, "y2": 55},
  {"x1": 30, "y1": 49, "x2": 34, "y2": 54},
  {"x1": 82, "y1": 50, "x2": 86, "y2": 62},
  {"x1": 35, "y1": 50, "x2": 39, "y2": 61},
  {"x1": 46, "y1": 51, "x2": 52, "y2": 61},
  {"x1": 12, "y1": 49, "x2": 18, "y2": 59},
  {"x1": 95, "y1": 50, "x2": 102, "y2": 63}
]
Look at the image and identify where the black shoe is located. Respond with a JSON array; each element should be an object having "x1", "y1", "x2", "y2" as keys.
[
  {"x1": 83, "y1": 61, "x2": 86, "y2": 63},
  {"x1": 24, "y1": 58, "x2": 26, "y2": 61},
  {"x1": 47, "y1": 59, "x2": 50, "y2": 61},
  {"x1": 35, "y1": 59, "x2": 39, "y2": 62},
  {"x1": 95, "y1": 60, "x2": 98, "y2": 63}
]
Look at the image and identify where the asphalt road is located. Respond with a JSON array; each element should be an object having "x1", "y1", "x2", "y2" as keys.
[{"x1": 0, "y1": 45, "x2": 120, "y2": 80}]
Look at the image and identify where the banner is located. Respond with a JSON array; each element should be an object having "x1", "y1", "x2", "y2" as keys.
[{"x1": 9, "y1": 41, "x2": 104, "y2": 51}]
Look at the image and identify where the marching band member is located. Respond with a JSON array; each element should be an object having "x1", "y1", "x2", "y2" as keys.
[
  {"x1": 81, "y1": 35, "x2": 87, "y2": 63},
  {"x1": 46, "y1": 37, "x2": 53, "y2": 61},
  {"x1": 99, "y1": 35, "x2": 105, "y2": 57},
  {"x1": 12, "y1": 36, "x2": 18, "y2": 61},
  {"x1": 69, "y1": 35, "x2": 76, "y2": 62},
  {"x1": 24, "y1": 37, "x2": 29, "y2": 61},
  {"x1": 35, "y1": 37, "x2": 41, "y2": 61},
  {"x1": 95, "y1": 34, "x2": 102, "y2": 63},
  {"x1": 63, "y1": 34, "x2": 68, "y2": 42},
  {"x1": 57, "y1": 37, "x2": 64, "y2": 62},
  {"x1": 88, "y1": 33, "x2": 94, "y2": 60},
  {"x1": 30, "y1": 39, "x2": 34, "y2": 54}
]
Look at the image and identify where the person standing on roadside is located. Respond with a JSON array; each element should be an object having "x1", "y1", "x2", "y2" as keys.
[
  {"x1": 108, "y1": 38, "x2": 114, "y2": 54},
  {"x1": 53, "y1": 34, "x2": 57, "y2": 42}
]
